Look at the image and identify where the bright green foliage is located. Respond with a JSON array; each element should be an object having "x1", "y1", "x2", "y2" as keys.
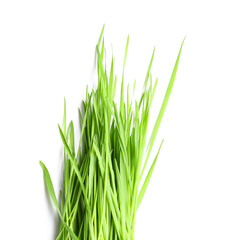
[{"x1": 40, "y1": 26, "x2": 184, "y2": 240}]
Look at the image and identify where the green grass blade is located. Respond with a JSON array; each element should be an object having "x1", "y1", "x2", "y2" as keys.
[
  {"x1": 140, "y1": 39, "x2": 185, "y2": 180},
  {"x1": 40, "y1": 161, "x2": 61, "y2": 216},
  {"x1": 97, "y1": 24, "x2": 105, "y2": 48},
  {"x1": 123, "y1": 35, "x2": 129, "y2": 71},
  {"x1": 137, "y1": 140, "x2": 164, "y2": 209},
  {"x1": 144, "y1": 47, "x2": 155, "y2": 88},
  {"x1": 40, "y1": 161, "x2": 79, "y2": 240}
]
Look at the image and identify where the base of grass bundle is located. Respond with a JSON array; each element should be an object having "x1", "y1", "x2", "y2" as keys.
[{"x1": 40, "y1": 26, "x2": 184, "y2": 240}]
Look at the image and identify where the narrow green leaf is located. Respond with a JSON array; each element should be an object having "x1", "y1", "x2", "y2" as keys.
[
  {"x1": 137, "y1": 140, "x2": 164, "y2": 209},
  {"x1": 40, "y1": 161, "x2": 61, "y2": 216},
  {"x1": 123, "y1": 35, "x2": 129, "y2": 71},
  {"x1": 140, "y1": 39, "x2": 185, "y2": 180},
  {"x1": 97, "y1": 24, "x2": 105, "y2": 48},
  {"x1": 40, "y1": 161, "x2": 79, "y2": 240}
]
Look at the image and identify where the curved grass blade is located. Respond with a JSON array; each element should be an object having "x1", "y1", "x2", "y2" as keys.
[
  {"x1": 97, "y1": 24, "x2": 105, "y2": 48},
  {"x1": 140, "y1": 38, "x2": 185, "y2": 181},
  {"x1": 40, "y1": 161, "x2": 61, "y2": 216},
  {"x1": 137, "y1": 140, "x2": 164, "y2": 210},
  {"x1": 40, "y1": 161, "x2": 79, "y2": 240}
]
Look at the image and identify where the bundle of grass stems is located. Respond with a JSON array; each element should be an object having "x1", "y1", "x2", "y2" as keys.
[{"x1": 40, "y1": 26, "x2": 184, "y2": 240}]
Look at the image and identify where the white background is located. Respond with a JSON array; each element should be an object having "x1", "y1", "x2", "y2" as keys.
[{"x1": 0, "y1": 1, "x2": 226, "y2": 239}]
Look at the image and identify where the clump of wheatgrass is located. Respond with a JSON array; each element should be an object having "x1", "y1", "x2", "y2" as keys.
[{"x1": 40, "y1": 26, "x2": 184, "y2": 240}]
